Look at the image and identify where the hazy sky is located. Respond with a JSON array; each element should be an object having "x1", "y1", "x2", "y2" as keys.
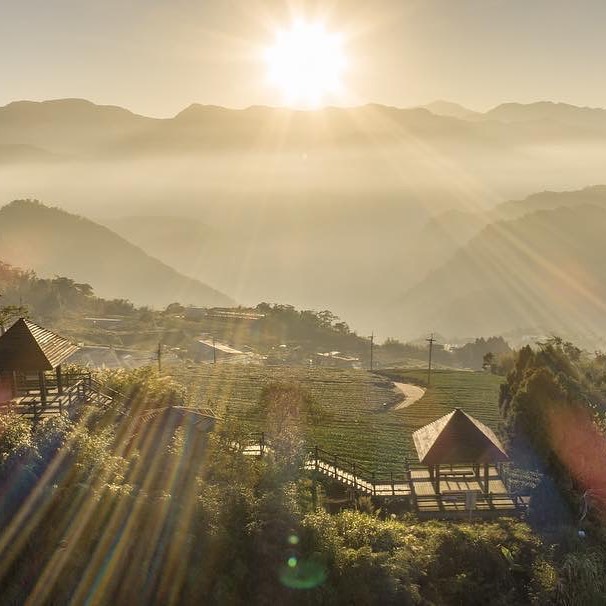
[{"x1": 1, "y1": 0, "x2": 606, "y2": 117}]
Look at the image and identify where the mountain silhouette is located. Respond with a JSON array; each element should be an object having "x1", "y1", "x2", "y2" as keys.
[{"x1": 0, "y1": 200, "x2": 233, "y2": 308}]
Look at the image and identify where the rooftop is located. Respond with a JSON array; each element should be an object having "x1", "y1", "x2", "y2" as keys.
[
  {"x1": 0, "y1": 318, "x2": 79, "y2": 371},
  {"x1": 197, "y1": 338, "x2": 244, "y2": 355},
  {"x1": 412, "y1": 408, "x2": 508, "y2": 466}
]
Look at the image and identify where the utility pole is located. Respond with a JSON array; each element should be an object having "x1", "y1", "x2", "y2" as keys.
[
  {"x1": 212, "y1": 335, "x2": 217, "y2": 364},
  {"x1": 369, "y1": 332, "x2": 374, "y2": 371},
  {"x1": 426, "y1": 333, "x2": 435, "y2": 387},
  {"x1": 157, "y1": 342, "x2": 162, "y2": 374}
]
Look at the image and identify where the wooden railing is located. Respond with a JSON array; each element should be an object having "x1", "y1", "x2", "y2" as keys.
[
  {"x1": 2, "y1": 373, "x2": 123, "y2": 422},
  {"x1": 236, "y1": 433, "x2": 412, "y2": 497}
]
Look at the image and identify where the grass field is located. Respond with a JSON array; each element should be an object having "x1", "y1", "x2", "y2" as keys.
[{"x1": 173, "y1": 365, "x2": 504, "y2": 474}]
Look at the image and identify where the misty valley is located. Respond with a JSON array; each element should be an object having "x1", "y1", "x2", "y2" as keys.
[{"x1": 2, "y1": 100, "x2": 606, "y2": 348}]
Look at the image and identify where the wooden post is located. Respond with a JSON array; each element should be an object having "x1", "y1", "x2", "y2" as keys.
[
  {"x1": 353, "y1": 461, "x2": 357, "y2": 490},
  {"x1": 260, "y1": 432, "x2": 265, "y2": 458},
  {"x1": 484, "y1": 463, "x2": 489, "y2": 495},
  {"x1": 38, "y1": 371, "x2": 47, "y2": 407},
  {"x1": 410, "y1": 480, "x2": 417, "y2": 510},
  {"x1": 56, "y1": 365, "x2": 63, "y2": 395},
  {"x1": 391, "y1": 471, "x2": 395, "y2": 496},
  {"x1": 426, "y1": 334, "x2": 435, "y2": 387},
  {"x1": 10, "y1": 372, "x2": 17, "y2": 398},
  {"x1": 372, "y1": 471, "x2": 376, "y2": 496},
  {"x1": 435, "y1": 464, "x2": 441, "y2": 494},
  {"x1": 369, "y1": 333, "x2": 374, "y2": 371},
  {"x1": 334, "y1": 455, "x2": 338, "y2": 479},
  {"x1": 315, "y1": 445, "x2": 319, "y2": 471}
]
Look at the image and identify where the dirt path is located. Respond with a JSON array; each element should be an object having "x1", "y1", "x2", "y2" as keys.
[{"x1": 393, "y1": 382, "x2": 426, "y2": 410}]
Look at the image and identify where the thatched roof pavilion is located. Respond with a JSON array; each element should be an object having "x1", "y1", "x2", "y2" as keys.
[
  {"x1": 412, "y1": 408, "x2": 508, "y2": 494},
  {"x1": 0, "y1": 318, "x2": 79, "y2": 404}
]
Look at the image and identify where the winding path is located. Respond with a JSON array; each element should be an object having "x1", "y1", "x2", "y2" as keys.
[{"x1": 393, "y1": 382, "x2": 426, "y2": 410}]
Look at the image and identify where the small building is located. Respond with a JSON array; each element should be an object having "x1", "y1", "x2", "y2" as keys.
[
  {"x1": 83, "y1": 317, "x2": 124, "y2": 329},
  {"x1": 312, "y1": 351, "x2": 361, "y2": 369},
  {"x1": 192, "y1": 337, "x2": 247, "y2": 363},
  {"x1": 0, "y1": 318, "x2": 79, "y2": 405},
  {"x1": 67, "y1": 345, "x2": 180, "y2": 370},
  {"x1": 183, "y1": 307, "x2": 265, "y2": 322},
  {"x1": 413, "y1": 407, "x2": 509, "y2": 494}
]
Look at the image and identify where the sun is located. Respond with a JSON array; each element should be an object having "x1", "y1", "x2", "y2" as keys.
[{"x1": 264, "y1": 21, "x2": 347, "y2": 107}]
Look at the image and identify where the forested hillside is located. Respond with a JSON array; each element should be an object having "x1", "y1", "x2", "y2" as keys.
[
  {"x1": 391, "y1": 203, "x2": 606, "y2": 341},
  {"x1": 0, "y1": 200, "x2": 232, "y2": 309}
]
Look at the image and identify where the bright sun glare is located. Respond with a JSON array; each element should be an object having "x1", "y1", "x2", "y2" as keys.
[{"x1": 265, "y1": 21, "x2": 347, "y2": 107}]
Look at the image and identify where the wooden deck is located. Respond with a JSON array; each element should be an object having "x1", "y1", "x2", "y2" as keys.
[
  {"x1": 410, "y1": 465, "x2": 520, "y2": 518},
  {"x1": 0, "y1": 375, "x2": 115, "y2": 422}
]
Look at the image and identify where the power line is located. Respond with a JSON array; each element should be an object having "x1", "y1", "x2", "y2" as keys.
[
  {"x1": 426, "y1": 333, "x2": 436, "y2": 387},
  {"x1": 370, "y1": 332, "x2": 374, "y2": 371}
]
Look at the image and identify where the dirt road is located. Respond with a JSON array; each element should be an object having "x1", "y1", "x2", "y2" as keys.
[{"x1": 393, "y1": 382, "x2": 426, "y2": 410}]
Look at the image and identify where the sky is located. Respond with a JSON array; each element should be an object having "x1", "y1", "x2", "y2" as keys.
[{"x1": 1, "y1": 0, "x2": 606, "y2": 117}]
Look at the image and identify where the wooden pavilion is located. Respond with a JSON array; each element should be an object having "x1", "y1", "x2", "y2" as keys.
[
  {"x1": 0, "y1": 318, "x2": 79, "y2": 406},
  {"x1": 412, "y1": 408, "x2": 509, "y2": 495}
]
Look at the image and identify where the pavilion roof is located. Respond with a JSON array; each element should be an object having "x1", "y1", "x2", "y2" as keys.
[
  {"x1": 0, "y1": 318, "x2": 79, "y2": 371},
  {"x1": 412, "y1": 408, "x2": 508, "y2": 465}
]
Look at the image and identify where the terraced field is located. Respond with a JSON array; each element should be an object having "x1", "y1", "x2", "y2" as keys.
[{"x1": 174, "y1": 365, "x2": 503, "y2": 474}]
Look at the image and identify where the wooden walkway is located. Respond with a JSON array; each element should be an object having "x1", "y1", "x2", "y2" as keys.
[
  {"x1": 239, "y1": 442, "x2": 411, "y2": 496},
  {"x1": 237, "y1": 436, "x2": 526, "y2": 518}
]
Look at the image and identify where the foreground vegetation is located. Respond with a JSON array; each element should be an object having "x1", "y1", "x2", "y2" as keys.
[
  {"x1": 1, "y1": 343, "x2": 606, "y2": 603},
  {"x1": 0, "y1": 399, "x2": 560, "y2": 605}
]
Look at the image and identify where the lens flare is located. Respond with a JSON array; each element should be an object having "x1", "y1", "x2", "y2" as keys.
[{"x1": 279, "y1": 555, "x2": 327, "y2": 589}]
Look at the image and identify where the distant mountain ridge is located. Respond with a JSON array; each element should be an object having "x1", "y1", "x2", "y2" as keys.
[
  {"x1": 419, "y1": 100, "x2": 481, "y2": 119},
  {"x1": 492, "y1": 184, "x2": 606, "y2": 220},
  {"x1": 0, "y1": 200, "x2": 233, "y2": 309},
  {"x1": 2, "y1": 98, "x2": 606, "y2": 161},
  {"x1": 483, "y1": 101, "x2": 606, "y2": 130}
]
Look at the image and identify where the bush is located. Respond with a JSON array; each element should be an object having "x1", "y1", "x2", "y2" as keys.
[{"x1": 300, "y1": 512, "x2": 557, "y2": 605}]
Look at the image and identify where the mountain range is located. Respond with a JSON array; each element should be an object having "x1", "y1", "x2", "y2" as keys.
[
  {"x1": 1, "y1": 184, "x2": 605, "y2": 346},
  {"x1": 92, "y1": 185, "x2": 606, "y2": 345},
  {"x1": 2, "y1": 99, "x2": 606, "y2": 161},
  {"x1": 384, "y1": 185, "x2": 606, "y2": 343},
  {"x1": 1, "y1": 98, "x2": 606, "y2": 344}
]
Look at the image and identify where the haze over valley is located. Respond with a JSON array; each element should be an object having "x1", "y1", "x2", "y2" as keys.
[{"x1": 0, "y1": 99, "x2": 605, "y2": 344}]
